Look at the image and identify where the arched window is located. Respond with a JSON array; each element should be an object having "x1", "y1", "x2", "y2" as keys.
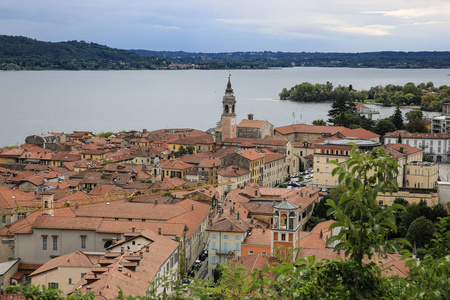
[
  {"x1": 262, "y1": 251, "x2": 267, "y2": 256},
  {"x1": 224, "y1": 104, "x2": 229, "y2": 113},
  {"x1": 249, "y1": 250, "x2": 254, "y2": 255}
]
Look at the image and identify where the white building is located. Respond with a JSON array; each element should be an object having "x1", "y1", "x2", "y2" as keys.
[{"x1": 384, "y1": 130, "x2": 450, "y2": 163}]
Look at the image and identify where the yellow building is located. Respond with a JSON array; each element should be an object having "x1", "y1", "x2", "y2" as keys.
[
  {"x1": 217, "y1": 165, "x2": 252, "y2": 200},
  {"x1": 30, "y1": 251, "x2": 96, "y2": 296},
  {"x1": 404, "y1": 162, "x2": 438, "y2": 189},
  {"x1": 168, "y1": 135, "x2": 215, "y2": 154},
  {"x1": 160, "y1": 159, "x2": 194, "y2": 180}
]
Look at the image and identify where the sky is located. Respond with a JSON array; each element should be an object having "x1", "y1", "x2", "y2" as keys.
[{"x1": 1, "y1": 0, "x2": 449, "y2": 52}]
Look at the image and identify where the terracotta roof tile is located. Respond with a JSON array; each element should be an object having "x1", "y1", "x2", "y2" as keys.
[{"x1": 30, "y1": 251, "x2": 94, "y2": 276}]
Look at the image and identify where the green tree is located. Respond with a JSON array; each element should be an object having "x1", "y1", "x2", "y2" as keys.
[
  {"x1": 312, "y1": 119, "x2": 327, "y2": 126},
  {"x1": 373, "y1": 119, "x2": 396, "y2": 136},
  {"x1": 406, "y1": 216, "x2": 435, "y2": 249},
  {"x1": 406, "y1": 118, "x2": 428, "y2": 133},
  {"x1": 402, "y1": 82, "x2": 420, "y2": 96},
  {"x1": 390, "y1": 105, "x2": 403, "y2": 130},
  {"x1": 326, "y1": 145, "x2": 408, "y2": 295},
  {"x1": 328, "y1": 89, "x2": 356, "y2": 126},
  {"x1": 405, "y1": 109, "x2": 423, "y2": 122}
]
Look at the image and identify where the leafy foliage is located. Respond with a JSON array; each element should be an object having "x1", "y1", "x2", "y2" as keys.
[{"x1": 0, "y1": 35, "x2": 168, "y2": 70}]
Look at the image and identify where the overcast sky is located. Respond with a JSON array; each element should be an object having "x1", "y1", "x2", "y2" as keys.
[{"x1": 1, "y1": 0, "x2": 449, "y2": 52}]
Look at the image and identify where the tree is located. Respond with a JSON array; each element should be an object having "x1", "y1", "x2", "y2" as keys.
[
  {"x1": 373, "y1": 119, "x2": 396, "y2": 136},
  {"x1": 402, "y1": 82, "x2": 420, "y2": 96},
  {"x1": 406, "y1": 118, "x2": 428, "y2": 133},
  {"x1": 312, "y1": 119, "x2": 327, "y2": 126},
  {"x1": 406, "y1": 216, "x2": 435, "y2": 249},
  {"x1": 328, "y1": 89, "x2": 356, "y2": 126},
  {"x1": 390, "y1": 105, "x2": 403, "y2": 130},
  {"x1": 405, "y1": 109, "x2": 423, "y2": 122},
  {"x1": 422, "y1": 93, "x2": 437, "y2": 105},
  {"x1": 326, "y1": 145, "x2": 407, "y2": 295}
]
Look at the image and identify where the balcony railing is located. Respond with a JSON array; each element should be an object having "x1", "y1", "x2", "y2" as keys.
[{"x1": 214, "y1": 249, "x2": 235, "y2": 256}]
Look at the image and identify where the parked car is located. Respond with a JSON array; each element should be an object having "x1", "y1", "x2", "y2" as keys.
[
  {"x1": 193, "y1": 259, "x2": 202, "y2": 270},
  {"x1": 199, "y1": 253, "x2": 207, "y2": 261},
  {"x1": 202, "y1": 249, "x2": 208, "y2": 257},
  {"x1": 187, "y1": 269, "x2": 195, "y2": 278}
]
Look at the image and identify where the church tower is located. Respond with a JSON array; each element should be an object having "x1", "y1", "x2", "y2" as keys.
[
  {"x1": 271, "y1": 199, "x2": 301, "y2": 261},
  {"x1": 219, "y1": 75, "x2": 237, "y2": 141}
]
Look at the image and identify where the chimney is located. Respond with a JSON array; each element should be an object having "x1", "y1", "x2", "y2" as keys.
[
  {"x1": 131, "y1": 226, "x2": 135, "y2": 232},
  {"x1": 248, "y1": 114, "x2": 254, "y2": 120},
  {"x1": 86, "y1": 286, "x2": 92, "y2": 293},
  {"x1": 146, "y1": 245, "x2": 150, "y2": 253},
  {"x1": 112, "y1": 238, "x2": 117, "y2": 245},
  {"x1": 118, "y1": 265, "x2": 123, "y2": 272},
  {"x1": 158, "y1": 227, "x2": 162, "y2": 235},
  {"x1": 191, "y1": 203, "x2": 194, "y2": 210},
  {"x1": 120, "y1": 246, "x2": 125, "y2": 255},
  {"x1": 140, "y1": 251, "x2": 143, "y2": 259}
]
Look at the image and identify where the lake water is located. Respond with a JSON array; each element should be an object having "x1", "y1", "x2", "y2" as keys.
[{"x1": 1, "y1": 67, "x2": 449, "y2": 147}]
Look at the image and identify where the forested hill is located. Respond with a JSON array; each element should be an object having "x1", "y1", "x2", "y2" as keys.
[
  {"x1": 0, "y1": 35, "x2": 169, "y2": 70},
  {"x1": 1, "y1": 35, "x2": 450, "y2": 70},
  {"x1": 131, "y1": 49, "x2": 450, "y2": 69}
]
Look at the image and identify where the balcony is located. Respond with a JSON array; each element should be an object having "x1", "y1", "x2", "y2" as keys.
[{"x1": 214, "y1": 249, "x2": 235, "y2": 256}]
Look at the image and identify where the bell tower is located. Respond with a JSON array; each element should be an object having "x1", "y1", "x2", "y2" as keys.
[
  {"x1": 271, "y1": 199, "x2": 301, "y2": 260},
  {"x1": 220, "y1": 75, "x2": 237, "y2": 141}
]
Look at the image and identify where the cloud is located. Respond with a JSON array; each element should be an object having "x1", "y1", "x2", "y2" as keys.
[
  {"x1": 328, "y1": 25, "x2": 394, "y2": 36},
  {"x1": 362, "y1": 5, "x2": 450, "y2": 19}
]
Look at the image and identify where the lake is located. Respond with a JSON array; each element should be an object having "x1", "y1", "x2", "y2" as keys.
[{"x1": 1, "y1": 67, "x2": 449, "y2": 147}]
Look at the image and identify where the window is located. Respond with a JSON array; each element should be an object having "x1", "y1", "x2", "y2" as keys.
[
  {"x1": 81, "y1": 236, "x2": 86, "y2": 249},
  {"x1": 262, "y1": 251, "x2": 267, "y2": 256},
  {"x1": 1, "y1": 215, "x2": 5, "y2": 224},
  {"x1": 223, "y1": 242, "x2": 228, "y2": 251},
  {"x1": 17, "y1": 213, "x2": 25, "y2": 219},
  {"x1": 212, "y1": 255, "x2": 216, "y2": 264},
  {"x1": 249, "y1": 250, "x2": 254, "y2": 255},
  {"x1": 378, "y1": 200, "x2": 383, "y2": 206},
  {"x1": 235, "y1": 235, "x2": 240, "y2": 240},
  {"x1": 69, "y1": 278, "x2": 73, "y2": 285},
  {"x1": 42, "y1": 236, "x2": 48, "y2": 250},
  {"x1": 326, "y1": 158, "x2": 329, "y2": 162},
  {"x1": 223, "y1": 234, "x2": 228, "y2": 239},
  {"x1": 235, "y1": 243, "x2": 240, "y2": 251},
  {"x1": 316, "y1": 157, "x2": 319, "y2": 163},
  {"x1": 48, "y1": 282, "x2": 59, "y2": 290},
  {"x1": 326, "y1": 167, "x2": 329, "y2": 173},
  {"x1": 53, "y1": 236, "x2": 58, "y2": 250},
  {"x1": 211, "y1": 241, "x2": 216, "y2": 249},
  {"x1": 211, "y1": 234, "x2": 217, "y2": 239},
  {"x1": 281, "y1": 233, "x2": 286, "y2": 241}
]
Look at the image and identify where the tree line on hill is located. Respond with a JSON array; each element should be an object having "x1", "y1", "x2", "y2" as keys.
[
  {"x1": 132, "y1": 49, "x2": 450, "y2": 69},
  {"x1": 0, "y1": 35, "x2": 168, "y2": 70},
  {"x1": 1, "y1": 35, "x2": 450, "y2": 70}
]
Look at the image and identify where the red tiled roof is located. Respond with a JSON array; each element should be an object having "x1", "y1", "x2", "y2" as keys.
[
  {"x1": 30, "y1": 251, "x2": 94, "y2": 277},
  {"x1": 32, "y1": 215, "x2": 103, "y2": 231},
  {"x1": 160, "y1": 159, "x2": 194, "y2": 170},
  {"x1": 217, "y1": 165, "x2": 250, "y2": 177},
  {"x1": 237, "y1": 149, "x2": 265, "y2": 161},
  {"x1": 275, "y1": 123, "x2": 345, "y2": 135},
  {"x1": 337, "y1": 128, "x2": 380, "y2": 139},
  {"x1": 384, "y1": 130, "x2": 450, "y2": 139},
  {"x1": 237, "y1": 119, "x2": 269, "y2": 129}
]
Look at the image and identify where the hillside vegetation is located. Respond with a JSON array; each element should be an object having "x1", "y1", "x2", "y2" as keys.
[
  {"x1": 1, "y1": 35, "x2": 450, "y2": 70},
  {"x1": 0, "y1": 35, "x2": 168, "y2": 70}
]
